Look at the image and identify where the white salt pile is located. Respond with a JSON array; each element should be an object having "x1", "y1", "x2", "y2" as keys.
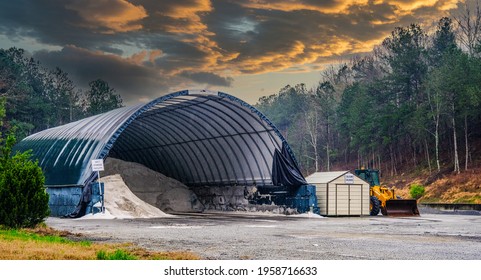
[
  {"x1": 78, "y1": 209, "x2": 116, "y2": 220},
  {"x1": 100, "y1": 174, "x2": 172, "y2": 218},
  {"x1": 77, "y1": 174, "x2": 171, "y2": 220},
  {"x1": 103, "y1": 158, "x2": 204, "y2": 213}
]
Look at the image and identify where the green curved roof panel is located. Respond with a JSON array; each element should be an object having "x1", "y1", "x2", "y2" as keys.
[{"x1": 14, "y1": 90, "x2": 298, "y2": 187}]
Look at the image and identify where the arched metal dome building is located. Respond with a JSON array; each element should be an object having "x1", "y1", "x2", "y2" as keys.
[{"x1": 15, "y1": 89, "x2": 308, "y2": 216}]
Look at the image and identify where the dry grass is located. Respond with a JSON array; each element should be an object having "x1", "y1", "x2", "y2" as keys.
[
  {"x1": 0, "y1": 226, "x2": 200, "y2": 260},
  {"x1": 384, "y1": 166, "x2": 481, "y2": 203},
  {"x1": 422, "y1": 168, "x2": 481, "y2": 203},
  {"x1": 0, "y1": 239, "x2": 98, "y2": 260}
]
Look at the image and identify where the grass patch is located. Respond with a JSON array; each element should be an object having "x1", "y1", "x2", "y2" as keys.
[
  {"x1": 452, "y1": 195, "x2": 481, "y2": 204},
  {"x1": 97, "y1": 249, "x2": 137, "y2": 260},
  {"x1": 0, "y1": 228, "x2": 88, "y2": 245},
  {"x1": 418, "y1": 197, "x2": 442, "y2": 203},
  {"x1": 0, "y1": 226, "x2": 199, "y2": 260}
]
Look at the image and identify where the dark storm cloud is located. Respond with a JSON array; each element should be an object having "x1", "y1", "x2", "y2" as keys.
[
  {"x1": 0, "y1": 0, "x2": 129, "y2": 51},
  {"x1": 180, "y1": 71, "x2": 233, "y2": 87},
  {"x1": 33, "y1": 45, "x2": 169, "y2": 104},
  {"x1": 147, "y1": 37, "x2": 212, "y2": 73}
]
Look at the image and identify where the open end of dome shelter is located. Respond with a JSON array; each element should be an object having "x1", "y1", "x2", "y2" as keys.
[{"x1": 14, "y1": 90, "x2": 306, "y2": 190}]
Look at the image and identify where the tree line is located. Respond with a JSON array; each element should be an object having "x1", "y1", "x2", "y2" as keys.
[
  {"x1": 0, "y1": 47, "x2": 123, "y2": 140},
  {"x1": 257, "y1": 9, "x2": 481, "y2": 177}
]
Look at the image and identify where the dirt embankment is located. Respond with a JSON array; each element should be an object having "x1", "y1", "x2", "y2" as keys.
[{"x1": 384, "y1": 167, "x2": 481, "y2": 203}]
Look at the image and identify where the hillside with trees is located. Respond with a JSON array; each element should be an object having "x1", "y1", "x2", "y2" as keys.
[{"x1": 256, "y1": 12, "x2": 481, "y2": 202}]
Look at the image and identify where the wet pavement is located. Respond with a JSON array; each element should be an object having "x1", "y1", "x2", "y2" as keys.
[{"x1": 47, "y1": 210, "x2": 481, "y2": 260}]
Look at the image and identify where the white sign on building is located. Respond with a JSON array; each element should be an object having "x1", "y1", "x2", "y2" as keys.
[
  {"x1": 91, "y1": 159, "x2": 104, "y2": 172},
  {"x1": 344, "y1": 173, "x2": 355, "y2": 184}
]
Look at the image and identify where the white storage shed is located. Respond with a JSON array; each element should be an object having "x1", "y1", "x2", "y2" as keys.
[{"x1": 306, "y1": 171, "x2": 370, "y2": 216}]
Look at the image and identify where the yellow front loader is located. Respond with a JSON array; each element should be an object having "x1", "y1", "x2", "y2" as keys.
[{"x1": 355, "y1": 169, "x2": 419, "y2": 216}]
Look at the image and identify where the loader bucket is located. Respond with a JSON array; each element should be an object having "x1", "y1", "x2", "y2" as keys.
[{"x1": 384, "y1": 199, "x2": 420, "y2": 216}]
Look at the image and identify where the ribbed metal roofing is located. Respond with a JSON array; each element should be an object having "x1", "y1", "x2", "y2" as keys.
[
  {"x1": 14, "y1": 90, "x2": 297, "y2": 187},
  {"x1": 305, "y1": 171, "x2": 349, "y2": 184}
]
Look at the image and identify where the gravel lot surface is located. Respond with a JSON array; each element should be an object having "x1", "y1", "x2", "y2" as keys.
[{"x1": 46, "y1": 208, "x2": 481, "y2": 260}]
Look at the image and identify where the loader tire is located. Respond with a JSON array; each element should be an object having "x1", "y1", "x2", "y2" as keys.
[{"x1": 370, "y1": 196, "x2": 381, "y2": 216}]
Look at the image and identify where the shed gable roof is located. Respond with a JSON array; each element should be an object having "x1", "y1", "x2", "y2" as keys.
[{"x1": 305, "y1": 171, "x2": 350, "y2": 184}]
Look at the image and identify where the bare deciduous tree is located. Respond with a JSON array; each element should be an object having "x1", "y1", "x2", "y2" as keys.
[{"x1": 452, "y1": 0, "x2": 481, "y2": 56}]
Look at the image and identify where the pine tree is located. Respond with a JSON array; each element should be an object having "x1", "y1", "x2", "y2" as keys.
[{"x1": 0, "y1": 98, "x2": 49, "y2": 228}]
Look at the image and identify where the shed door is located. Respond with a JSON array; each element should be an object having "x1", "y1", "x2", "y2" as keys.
[
  {"x1": 336, "y1": 184, "x2": 349, "y2": 215},
  {"x1": 335, "y1": 184, "x2": 363, "y2": 216},
  {"x1": 349, "y1": 184, "x2": 363, "y2": 215}
]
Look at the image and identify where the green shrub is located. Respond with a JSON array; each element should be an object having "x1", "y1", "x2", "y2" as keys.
[
  {"x1": 0, "y1": 133, "x2": 50, "y2": 228},
  {"x1": 409, "y1": 184, "x2": 425, "y2": 200},
  {"x1": 96, "y1": 250, "x2": 137, "y2": 260}
]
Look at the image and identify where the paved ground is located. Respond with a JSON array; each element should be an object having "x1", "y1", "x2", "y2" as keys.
[{"x1": 46, "y1": 208, "x2": 481, "y2": 260}]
